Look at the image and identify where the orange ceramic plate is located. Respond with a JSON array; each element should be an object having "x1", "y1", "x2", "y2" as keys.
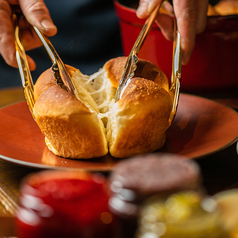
[{"x1": 0, "y1": 94, "x2": 237, "y2": 171}]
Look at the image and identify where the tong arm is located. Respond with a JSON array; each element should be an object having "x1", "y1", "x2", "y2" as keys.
[
  {"x1": 168, "y1": 22, "x2": 182, "y2": 126},
  {"x1": 14, "y1": 17, "x2": 35, "y2": 115},
  {"x1": 115, "y1": 4, "x2": 162, "y2": 102},
  {"x1": 133, "y1": 4, "x2": 161, "y2": 54},
  {"x1": 33, "y1": 27, "x2": 75, "y2": 95}
]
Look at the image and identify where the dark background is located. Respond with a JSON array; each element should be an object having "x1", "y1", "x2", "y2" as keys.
[{"x1": 0, "y1": 0, "x2": 224, "y2": 89}]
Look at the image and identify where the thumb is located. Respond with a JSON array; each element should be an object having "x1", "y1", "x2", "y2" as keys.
[
  {"x1": 137, "y1": 0, "x2": 163, "y2": 18},
  {"x1": 19, "y1": 0, "x2": 57, "y2": 36}
]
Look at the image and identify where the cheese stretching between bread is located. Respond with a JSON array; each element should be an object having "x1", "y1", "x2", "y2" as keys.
[{"x1": 33, "y1": 57, "x2": 173, "y2": 159}]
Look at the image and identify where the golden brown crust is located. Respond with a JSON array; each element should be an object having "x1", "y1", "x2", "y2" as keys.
[
  {"x1": 134, "y1": 59, "x2": 169, "y2": 90},
  {"x1": 33, "y1": 56, "x2": 172, "y2": 159},
  {"x1": 34, "y1": 65, "x2": 77, "y2": 102},
  {"x1": 109, "y1": 77, "x2": 172, "y2": 158},
  {"x1": 103, "y1": 57, "x2": 126, "y2": 87},
  {"x1": 103, "y1": 56, "x2": 169, "y2": 91},
  {"x1": 33, "y1": 73, "x2": 108, "y2": 159},
  {"x1": 34, "y1": 68, "x2": 56, "y2": 102}
]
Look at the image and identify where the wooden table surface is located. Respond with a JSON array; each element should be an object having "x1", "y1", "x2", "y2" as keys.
[{"x1": 0, "y1": 86, "x2": 238, "y2": 237}]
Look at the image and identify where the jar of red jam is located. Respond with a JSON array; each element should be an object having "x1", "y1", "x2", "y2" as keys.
[{"x1": 16, "y1": 170, "x2": 117, "y2": 238}]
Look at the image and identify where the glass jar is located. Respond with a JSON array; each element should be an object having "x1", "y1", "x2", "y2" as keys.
[
  {"x1": 136, "y1": 191, "x2": 229, "y2": 238},
  {"x1": 16, "y1": 170, "x2": 117, "y2": 238}
]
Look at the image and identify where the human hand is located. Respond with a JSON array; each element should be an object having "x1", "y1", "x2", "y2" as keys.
[
  {"x1": 136, "y1": 0, "x2": 209, "y2": 65},
  {"x1": 0, "y1": 0, "x2": 57, "y2": 70}
]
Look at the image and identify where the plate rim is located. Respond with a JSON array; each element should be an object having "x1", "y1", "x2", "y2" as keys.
[{"x1": 0, "y1": 93, "x2": 238, "y2": 171}]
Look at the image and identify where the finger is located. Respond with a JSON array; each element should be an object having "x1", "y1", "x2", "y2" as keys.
[
  {"x1": 137, "y1": 0, "x2": 163, "y2": 18},
  {"x1": 0, "y1": 1, "x2": 41, "y2": 69},
  {"x1": 196, "y1": 0, "x2": 209, "y2": 34},
  {"x1": 18, "y1": 0, "x2": 57, "y2": 36},
  {"x1": 0, "y1": 0, "x2": 17, "y2": 67},
  {"x1": 154, "y1": 1, "x2": 174, "y2": 41},
  {"x1": 7, "y1": 0, "x2": 20, "y2": 5},
  {"x1": 173, "y1": 0, "x2": 197, "y2": 65},
  {"x1": 161, "y1": 1, "x2": 174, "y2": 15},
  {"x1": 155, "y1": 14, "x2": 174, "y2": 41},
  {"x1": 18, "y1": 17, "x2": 42, "y2": 50},
  {"x1": 26, "y1": 54, "x2": 36, "y2": 71}
]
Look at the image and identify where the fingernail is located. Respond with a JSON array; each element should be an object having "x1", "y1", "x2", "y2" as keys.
[
  {"x1": 136, "y1": 1, "x2": 150, "y2": 17},
  {"x1": 182, "y1": 53, "x2": 191, "y2": 65},
  {"x1": 41, "y1": 19, "x2": 57, "y2": 31},
  {"x1": 147, "y1": 2, "x2": 154, "y2": 12}
]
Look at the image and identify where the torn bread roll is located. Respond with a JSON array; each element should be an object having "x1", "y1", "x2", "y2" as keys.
[{"x1": 33, "y1": 57, "x2": 173, "y2": 159}]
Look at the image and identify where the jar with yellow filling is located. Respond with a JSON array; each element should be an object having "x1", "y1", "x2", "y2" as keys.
[{"x1": 136, "y1": 191, "x2": 229, "y2": 238}]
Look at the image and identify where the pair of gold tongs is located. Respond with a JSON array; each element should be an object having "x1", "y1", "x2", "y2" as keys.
[
  {"x1": 115, "y1": 3, "x2": 162, "y2": 102},
  {"x1": 169, "y1": 19, "x2": 181, "y2": 126},
  {"x1": 13, "y1": 8, "x2": 75, "y2": 115},
  {"x1": 115, "y1": 3, "x2": 181, "y2": 127}
]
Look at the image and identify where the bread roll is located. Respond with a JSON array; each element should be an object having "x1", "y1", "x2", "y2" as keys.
[
  {"x1": 33, "y1": 57, "x2": 173, "y2": 159},
  {"x1": 214, "y1": 0, "x2": 238, "y2": 15}
]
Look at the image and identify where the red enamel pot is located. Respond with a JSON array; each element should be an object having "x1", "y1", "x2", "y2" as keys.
[{"x1": 114, "y1": 0, "x2": 238, "y2": 92}]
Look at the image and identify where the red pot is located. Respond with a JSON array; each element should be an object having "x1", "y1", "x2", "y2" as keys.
[{"x1": 114, "y1": 0, "x2": 238, "y2": 92}]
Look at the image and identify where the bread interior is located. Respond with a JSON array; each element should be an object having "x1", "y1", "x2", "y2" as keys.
[{"x1": 71, "y1": 69, "x2": 117, "y2": 146}]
